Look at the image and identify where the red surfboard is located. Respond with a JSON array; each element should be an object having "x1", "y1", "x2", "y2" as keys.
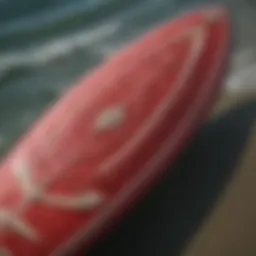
[{"x1": 0, "y1": 5, "x2": 231, "y2": 256}]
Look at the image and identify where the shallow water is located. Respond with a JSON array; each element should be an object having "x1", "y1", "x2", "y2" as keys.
[{"x1": 0, "y1": 0, "x2": 256, "y2": 158}]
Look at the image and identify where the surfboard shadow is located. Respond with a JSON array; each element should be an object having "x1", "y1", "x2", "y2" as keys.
[{"x1": 89, "y1": 100, "x2": 256, "y2": 256}]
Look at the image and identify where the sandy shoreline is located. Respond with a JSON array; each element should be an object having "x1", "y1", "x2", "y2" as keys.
[{"x1": 181, "y1": 86, "x2": 256, "y2": 256}]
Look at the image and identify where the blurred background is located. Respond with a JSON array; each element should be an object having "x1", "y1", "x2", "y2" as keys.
[{"x1": 0, "y1": 0, "x2": 256, "y2": 159}]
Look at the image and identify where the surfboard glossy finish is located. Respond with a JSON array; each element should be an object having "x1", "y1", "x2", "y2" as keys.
[{"x1": 0, "y1": 5, "x2": 231, "y2": 256}]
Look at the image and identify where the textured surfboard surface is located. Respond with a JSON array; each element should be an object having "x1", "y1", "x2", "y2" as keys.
[{"x1": 0, "y1": 5, "x2": 231, "y2": 256}]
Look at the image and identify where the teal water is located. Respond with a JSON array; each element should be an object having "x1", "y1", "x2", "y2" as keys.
[{"x1": 0, "y1": 0, "x2": 256, "y2": 158}]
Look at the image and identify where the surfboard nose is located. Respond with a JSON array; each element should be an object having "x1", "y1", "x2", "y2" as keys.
[
  {"x1": 179, "y1": 4, "x2": 231, "y2": 28},
  {"x1": 199, "y1": 4, "x2": 232, "y2": 33},
  {"x1": 202, "y1": 4, "x2": 230, "y2": 20},
  {"x1": 199, "y1": 4, "x2": 232, "y2": 53}
]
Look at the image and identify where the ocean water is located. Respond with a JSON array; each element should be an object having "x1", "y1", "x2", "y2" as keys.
[{"x1": 0, "y1": 0, "x2": 256, "y2": 158}]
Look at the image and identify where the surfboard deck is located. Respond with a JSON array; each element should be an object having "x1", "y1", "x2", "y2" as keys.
[{"x1": 0, "y1": 5, "x2": 231, "y2": 256}]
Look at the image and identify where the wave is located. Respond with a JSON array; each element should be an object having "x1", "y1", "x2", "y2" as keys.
[
  {"x1": 0, "y1": 0, "x2": 107, "y2": 36},
  {"x1": 0, "y1": 0, "x2": 141, "y2": 51},
  {"x1": 0, "y1": 22, "x2": 121, "y2": 85}
]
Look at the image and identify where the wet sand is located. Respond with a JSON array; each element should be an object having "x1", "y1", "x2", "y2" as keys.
[{"x1": 182, "y1": 90, "x2": 256, "y2": 256}]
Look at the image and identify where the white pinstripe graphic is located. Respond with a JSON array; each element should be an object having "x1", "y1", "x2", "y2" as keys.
[{"x1": 0, "y1": 9, "x2": 228, "y2": 255}]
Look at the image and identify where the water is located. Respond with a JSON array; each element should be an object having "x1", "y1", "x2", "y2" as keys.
[{"x1": 0, "y1": 0, "x2": 256, "y2": 158}]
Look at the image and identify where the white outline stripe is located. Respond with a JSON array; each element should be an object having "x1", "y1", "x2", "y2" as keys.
[
  {"x1": 51, "y1": 15, "x2": 229, "y2": 256},
  {"x1": 100, "y1": 25, "x2": 206, "y2": 172}
]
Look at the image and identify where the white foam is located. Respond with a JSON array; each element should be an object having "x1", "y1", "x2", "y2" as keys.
[
  {"x1": 0, "y1": 21, "x2": 121, "y2": 80},
  {"x1": 226, "y1": 48, "x2": 256, "y2": 92}
]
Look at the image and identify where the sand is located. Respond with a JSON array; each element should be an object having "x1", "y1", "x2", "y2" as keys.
[{"x1": 182, "y1": 89, "x2": 256, "y2": 256}]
